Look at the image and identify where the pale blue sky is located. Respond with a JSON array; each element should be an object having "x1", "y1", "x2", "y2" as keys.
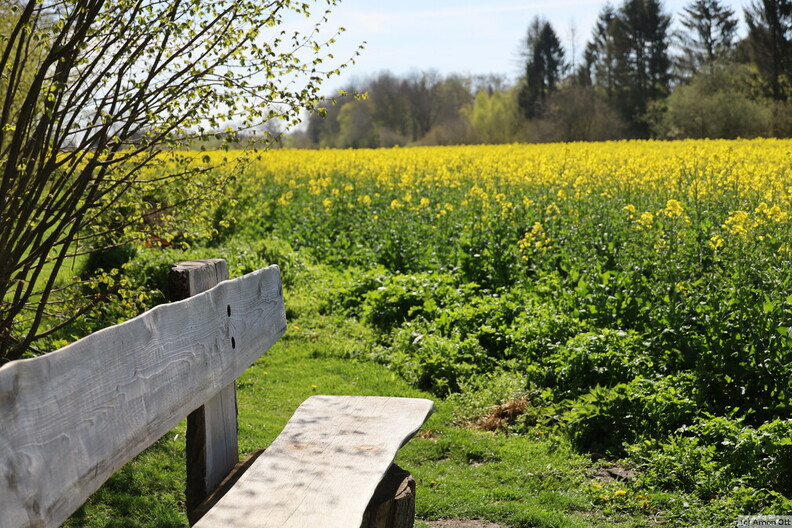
[{"x1": 323, "y1": 0, "x2": 754, "y2": 91}]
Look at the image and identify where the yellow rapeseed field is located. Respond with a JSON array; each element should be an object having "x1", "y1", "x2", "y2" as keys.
[
  {"x1": 225, "y1": 139, "x2": 792, "y2": 264},
  {"x1": 241, "y1": 139, "x2": 792, "y2": 201}
]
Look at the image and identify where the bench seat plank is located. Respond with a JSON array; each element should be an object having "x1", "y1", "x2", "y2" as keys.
[{"x1": 194, "y1": 395, "x2": 434, "y2": 528}]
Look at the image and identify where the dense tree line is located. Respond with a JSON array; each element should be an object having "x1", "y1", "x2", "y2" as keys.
[{"x1": 294, "y1": 0, "x2": 792, "y2": 148}]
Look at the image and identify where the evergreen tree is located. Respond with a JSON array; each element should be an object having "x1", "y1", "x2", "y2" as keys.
[
  {"x1": 617, "y1": 0, "x2": 672, "y2": 131},
  {"x1": 744, "y1": 0, "x2": 792, "y2": 100},
  {"x1": 583, "y1": 4, "x2": 622, "y2": 98},
  {"x1": 585, "y1": 0, "x2": 671, "y2": 135},
  {"x1": 518, "y1": 18, "x2": 566, "y2": 119},
  {"x1": 679, "y1": 0, "x2": 739, "y2": 71}
]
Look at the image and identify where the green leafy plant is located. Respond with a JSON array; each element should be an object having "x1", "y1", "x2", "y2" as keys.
[{"x1": 564, "y1": 374, "x2": 699, "y2": 457}]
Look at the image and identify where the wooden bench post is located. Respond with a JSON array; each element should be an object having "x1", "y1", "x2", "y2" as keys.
[
  {"x1": 361, "y1": 464, "x2": 417, "y2": 528},
  {"x1": 168, "y1": 259, "x2": 239, "y2": 525}
]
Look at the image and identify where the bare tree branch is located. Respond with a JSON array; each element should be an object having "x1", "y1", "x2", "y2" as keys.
[{"x1": 0, "y1": 0, "x2": 355, "y2": 362}]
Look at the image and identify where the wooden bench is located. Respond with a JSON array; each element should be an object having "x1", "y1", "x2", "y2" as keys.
[{"x1": 0, "y1": 259, "x2": 434, "y2": 528}]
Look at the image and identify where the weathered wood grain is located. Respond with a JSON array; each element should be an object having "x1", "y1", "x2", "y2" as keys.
[
  {"x1": 0, "y1": 265, "x2": 286, "y2": 528},
  {"x1": 168, "y1": 260, "x2": 240, "y2": 525},
  {"x1": 169, "y1": 259, "x2": 229, "y2": 302},
  {"x1": 194, "y1": 395, "x2": 434, "y2": 528}
]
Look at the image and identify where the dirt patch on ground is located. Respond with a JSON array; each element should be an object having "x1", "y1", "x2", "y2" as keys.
[
  {"x1": 426, "y1": 521, "x2": 507, "y2": 528},
  {"x1": 594, "y1": 464, "x2": 637, "y2": 483},
  {"x1": 463, "y1": 397, "x2": 529, "y2": 431}
]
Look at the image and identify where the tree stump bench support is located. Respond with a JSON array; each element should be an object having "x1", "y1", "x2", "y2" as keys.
[{"x1": 0, "y1": 260, "x2": 433, "y2": 528}]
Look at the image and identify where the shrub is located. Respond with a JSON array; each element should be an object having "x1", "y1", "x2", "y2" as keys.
[
  {"x1": 324, "y1": 267, "x2": 390, "y2": 317},
  {"x1": 507, "y1": 304, "x2": 583, "y2": 364},
  {"x1": 387, "y1": 325, "x2": 495, "y2": 395},
  {"x1": 361, "y1": 273, "x2": 476, "y2": 334},
  {"x1": 652, "y1": 62, "x2": 772, "y2": 139},
  {"x1": 542, "y1": 329, "x2": 656, "y2": 398},
  {"x1": 564, "y1": 373, "x2": 699, "y2": 456},
  {"x1": 629, "y1": 415, "x2": 792, "y2": 498}
]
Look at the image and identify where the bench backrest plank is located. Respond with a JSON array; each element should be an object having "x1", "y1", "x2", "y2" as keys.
[
  {"x1": 0, "y1": 265, "x2": 286, "y2": 528},
  {"x1": 194, "y1": 395, "x2": 435, "y2": 528}
]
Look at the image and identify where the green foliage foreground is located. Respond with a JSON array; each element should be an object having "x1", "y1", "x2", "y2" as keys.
[
  {"x1": 59, "y1": 141, "x2": 792, "y2": 526},
  {"x1": 64, "y1": 242, "x2": 790, "y2": 527}
]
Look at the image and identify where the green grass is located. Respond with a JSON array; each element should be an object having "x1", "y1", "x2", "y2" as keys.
[
  {"x1": 406, "y1": 427, "x2": 594, "y2": 527},
  {"x1": 64, "y1": 430, "x2": 188, "y2": 528}
]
